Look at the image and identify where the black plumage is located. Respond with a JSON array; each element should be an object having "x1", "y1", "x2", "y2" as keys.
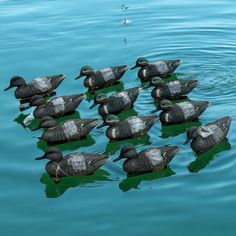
[
  {"x1": 184, "y1": 116, "x2": 232, "y2": 155},
  {"x1": 90, "y1": 87, "x2": 141, "y2": 117},
  {"x1": 35, "y1": 117, "x2": 100, "y2": 145},
  {"x1": 26, "y1": 94, "x2": 85, "y2": 119},
  {"x1": 113, "y1": 145, "x2": 180, "y2": 175},
  {"x1": 75, "y1": 65, "x2": 128, "y2": 92},
  {"x1": 36, "y1": 147, "x2": 108, "y2": 183}
]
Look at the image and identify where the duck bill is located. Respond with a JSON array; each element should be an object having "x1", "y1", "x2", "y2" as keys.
[
  {"x1": 89, "y1": 102, "x2": 97, "y2": 109},
  {"x1": 150, "y1": 107, "x2": 160, "y2": 113},
  {"x1": 113, "y1": 156, "x2": 123, "y2": 162},
  {"x1": 96, "y1": 122, "x2": 106, "y2": 129},
  {"x1": 35, "y1": 155, "x2": 46, "y2": 160},
  {"x1": 4, "y1": 85, "x2": 13, "y2": 91},
  {"x1": 130, "y1": 65, "x2": 138, "y2": 70},
  {"x1": 183, "y1": 137, "x2": 191, "y2": 145},
  {"x1": 74, "y1": 74, "x2": 83, "y2": 80},
  {"x1": 142, "y1": 82, "x2": 151, "y2": 89},
  {"x1": 20, "y1": 105, "x2": 31, "y2": 112}
]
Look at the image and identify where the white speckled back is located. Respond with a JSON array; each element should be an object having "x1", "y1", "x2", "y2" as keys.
[
  {"x1": 153, "y1": 61, "x2": 168, "y2": 73},
  {"x1": 100, "y1": 68, "x2": 115, "y2": 81},
  {"x1": 67, "y1": 154, "x2": 87, "y2": 171},
  {"x1": 177, "y1": 102, "x2": 196, "y2": 119},
  {"x1": 168, "y1": 81, "x2": 181, "y2": 95},
  {"x1": 31, "y1": 77, "x2": 52, "y2": 92},
  {"x1": 198, "y1": 124, "x2": 224, "y2": 142},
  {"x1": 127, "y1": 117, "x2": 146, "y2": 133},
  {"x1": 52, "y1": 97, "x2": 65, "y2": 113},
  {"x1": 62, "y1": 121, "x2": 78, "y2": 138},
  {"x1": 146, "y1": 149, "x2": 163, "y2": 165},
  {"x1": 113, "y1": 91, "x2": 130, "y2": 105}
]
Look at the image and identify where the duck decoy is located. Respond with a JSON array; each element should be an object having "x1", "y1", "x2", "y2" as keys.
[
  {"x1": 34, "y1": 116, "x2": 100, "y2": 145},
  {"x1": 36, "y1": 147, "x2": 108, "y2": 183},
  {"x1": 152, "y1": 99, "x2": 210, "y2": 125},
  {"x1": 113, "y1": 145, "x2": 180, "y2": 176},
  {"x1": 97, "y1": 114, "x2": 159, "y2": 141},
  {"x1": 4, "y1": 75, "x2": 65, "y2": 109},
  {"x1": 131, "y1": 57, "x2": 181, "y2": 82},
  {"x1": 148, "y1": 77, "x2": 198, "y2": 101},
  {"x1": 184, "y1": 116, "x2": 232, "y2": 155},
  {"x1": 75, "y1": 65, "x2": 128, "y2": 92},
  {"x1": 89, "y1": 87, "x2": 142, "y2": 117},
  {"x1": 21, "y1": 94, "x2": 86, "y2": 118}
]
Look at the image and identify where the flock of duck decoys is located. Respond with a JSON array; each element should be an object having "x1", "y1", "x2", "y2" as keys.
[{"x1": 4, "y1": 57, "x2": 232, "y2": 183}]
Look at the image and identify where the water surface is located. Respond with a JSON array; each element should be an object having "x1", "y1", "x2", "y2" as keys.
[{"x1": 1, "y1": 0, "x2": 236, "y2": 235}]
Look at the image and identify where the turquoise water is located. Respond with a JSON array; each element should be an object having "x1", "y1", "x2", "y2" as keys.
[{"x1": 1, "y1": 0, "x2": 236, "y2": 235}]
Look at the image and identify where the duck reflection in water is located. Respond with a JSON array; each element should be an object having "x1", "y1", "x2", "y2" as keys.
[
  {"x1": 40, "y1": 169, "x2": 111, "y2": 198},
  {"x1": 161, "y1": 121, "x2": 202, "y2": 139},
  {"x1": 85, "y1": 81, "x2": 125, "y2": 102},
  {"x1": 119, "y1": 167, "x2": 175, "y2": 192},
  {"x1": 105, "y1": 134, "x2": 151, "y2": 155},
  {"x1": 14, "y1": 111, "x2": 81, "y2": 131},
  {"x1": 36, "y1": 134, "x2": 96, "y2": 152},
  {"x1": 188, "y1": 138, "x2": 231, "y2": 173}
]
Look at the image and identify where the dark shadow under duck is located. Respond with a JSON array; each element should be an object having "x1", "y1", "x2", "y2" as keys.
[
  {"x1": 187, "y1": 138, "x2": 231, "y2": 173},
  {"x1": 75, "y1": 65, "x2": 128, "y2": 93},
  {"x1": 147, "y1": 77, "x2": 198, "y2": 101},
  {"x1": 4, "y1": 74, "x2": 65, "y2": 108},
  {"x1": 34, "y1": 116, "x2": 100, "y2": 145},
  {"x1": 21, "y1": 93, "x2": 85, "y2": 118},
  {"x1": 40, "y1": 169, "x2": 111, "y2": 198},
  {"x1": 119, "y1": 167, "x2": 175, "y2": 192},
  {"x1": 152, "y1": 99, "x2": 210, "y2": 126},
  {"x1": 36, "y1": 147, "x2": 109, "y2": 183},
  {"x1": 131, "y1": 57, "x2": 181, "y2": 82},
  {"x1": 97, "y1": 114, "x2": 159, "y2": 142},
  {"x1": 89, "y1": 87, "x2": 142, "y2": 117},
  {"x1": 184, "y1": 116, "x2": 232, "y2": 156},
  {"x1": 113, "y1": 145, "x2": 180, "y2": 176}
]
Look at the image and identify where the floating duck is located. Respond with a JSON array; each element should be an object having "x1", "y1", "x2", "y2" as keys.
[
  {"x1": 89, "y1": 87, "x2": 142, "y2": 117},
  {"x1": 4, "y1": 75, "x2": 65, "y2": 109},
  {"x1": 98, "y1": 114, "x2": 159, "y2": 141},
  {"x1": 152, "y1": 99, "x2": 210, "y2": 125},
  {"x1": 149, "y1": 77, "x2": 198, "y2": 101},
  {"x1": 184, "y1": 116, "x2": 232, "y2": 155},
  {"x1": 36, "y1": 147, "x2": 108, "y2": 183},
  {"x1": 131, "y1": 57, "x2": 181, "y2": 82},
  {"x1": 113, "y1": 145, "x2": 180, "y2": 176},
  {"x1": 34, "y1": 116, "x2": 100, "y2": 145},
  {"x1": 75, "y1": 65, "x2": 128, "y2": 92},
  {"x1": 21, "y1": 94, "x2": 85, "y2": 118}
]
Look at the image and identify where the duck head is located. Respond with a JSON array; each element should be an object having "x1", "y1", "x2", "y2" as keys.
[
  {"x1": 96, "y1": 114, "x2": 120, "y2": 128},
  {"x1": 75, "y1": 66, "x2": 95, "y2": 79},
  {"x1": 4, "y1": 76, "x2": 26, "y2": 91},
  {"x1": 151, "y1": 99, "x2": 173, "y2": 113},
  {"x1": 184, "y1": 126, "x2": 199, "y2": 144},
  {"x1": 35, "y1": 147, "x2": 63, "y2": 161},
  {"x1": 29, "y1": 95, "x2": 46, "y2": 107},
  {"x1": 113, "y1": 145, "x2": 138, "y2": 162},
  {"x1": 20, "y1": 95, "x2": 46, "y2": 111},
  {"x1": 142, "y1": 77, "x2": 163, "y2": 89},
  {"x1": 131, "y1": 57, "x2": 149, "y2": 70},
  {"x1": 90, "y1": 93, "x2": 108, "y2": 109},
  {"x1": 32, "y1": 116, "x2": 56, "y2": 131}
]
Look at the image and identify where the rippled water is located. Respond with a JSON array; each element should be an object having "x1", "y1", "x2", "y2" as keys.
[{"x1": 1, "y1": 0, "x2": 236, "y2": 235}]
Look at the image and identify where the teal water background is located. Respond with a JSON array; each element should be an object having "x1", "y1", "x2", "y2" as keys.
[{"x1": 1, "y1": 0, "x2": 236, "y2": 235}]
